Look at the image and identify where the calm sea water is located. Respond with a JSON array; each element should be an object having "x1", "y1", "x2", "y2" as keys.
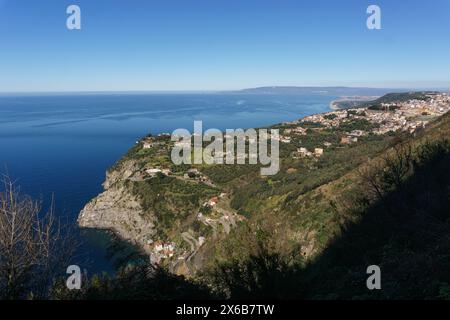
[{"x1": 0, "y1": 92, "x2": 335, "y2": 273}]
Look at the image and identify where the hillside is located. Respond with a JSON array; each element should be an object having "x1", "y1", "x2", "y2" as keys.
[
  {"x1": 331, "y1": 91, "x2": 437, "y2": 110},
  {"x1": 203, "y1": 111, "x2": 450, "y2": 299},
  {"x1": 78, "y1": 92, "x2": 450, "y2": 294}
]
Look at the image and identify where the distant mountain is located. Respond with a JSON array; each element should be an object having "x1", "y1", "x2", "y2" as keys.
[
  {"x1": 359, "y1": 91, "x2": 437, "y2": 106},
  {"x1": 333, "y1": 91, "x2": 438, "y2": 110},
  {"x1": 235, "y1": 86, "x2": 404, "y2": 96}
]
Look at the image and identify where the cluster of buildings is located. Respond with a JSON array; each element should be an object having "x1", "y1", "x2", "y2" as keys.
[
  {"x1": 142, "y1": 133, "x2": 171, "y2": 149},
  {"x1": 299, "y1": 109, "x2": 353, "y2": 128},
  {"x1": 380, "y1": 94, "x2": 450, "y2": 116},
  {"x1": 202, "y1": 193, "x2": 227, "y2": 208},
  {"x1": 204, "y1": 196, "x2": 219, "y2": 207},
  {"x1": 275, "y1": 135, "x2": 291, "y2": 143},
  {"x1": 340, "y1": 136, "x2": 359, "y2": 145},
  {"x1": 145, "y1": 168, "x2": 172, "y2": 178},
  {"x1": 285, "y1": 93, "x2": 450, "y2": 158},
  {"x1": 294, "y1": 147, "x2": 324, "y2": 159},
  {"x1": 284, "y1": 127, "x2": 308, "y2": 135},
  {"x1": 298, "y1": 93, "x2": 450, "y2": 136},
  {"x1": 184, "y1": 168, "x2": 215, "y2": 186},
  {"x1": 148, "y1": 240, "x2": 176, "y2": 263}
]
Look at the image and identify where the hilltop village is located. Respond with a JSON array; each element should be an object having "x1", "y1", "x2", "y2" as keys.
[
  {"x1": 78, "y1": 92, "x2": 450, "y2": 274},
  {"x1": 277, "y1": 92, "x2": 450, "y2": 159}
]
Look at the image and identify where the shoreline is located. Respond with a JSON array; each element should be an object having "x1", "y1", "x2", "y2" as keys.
[
  {"x1": 329, "y1": 95, "x2": 380, "y2": 110},
  {"x1": 329, "y1": 100, "x2": 341, "y2": 110}
]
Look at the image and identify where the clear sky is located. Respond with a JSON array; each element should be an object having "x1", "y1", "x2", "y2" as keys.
[{"x1": 1, "y1": 0, "x2": 450, "y2": 92}]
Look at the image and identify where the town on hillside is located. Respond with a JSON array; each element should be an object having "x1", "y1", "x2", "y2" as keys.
[
  {"x1": 125, "y1": 92, "x2": 450, "y2": 270},
  {"x1": 279, "y1": 92, "x2": 450, "y2": 159}
]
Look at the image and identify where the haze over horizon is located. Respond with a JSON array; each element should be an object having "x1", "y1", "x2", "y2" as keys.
[
  {"x1": 1, "y1": 0, "x2": 450, "y2": 92},
  {"x1": 1, "y1": 86, "x2": 450, "y2": 96}
]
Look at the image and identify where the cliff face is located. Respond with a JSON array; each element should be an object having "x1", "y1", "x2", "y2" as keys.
[
  {"x1": 77, "y1": 142, "x2": 239, "y2": 275},
  {"x1": 78, "y1": 160, "x2": 157, "y2": 256}
]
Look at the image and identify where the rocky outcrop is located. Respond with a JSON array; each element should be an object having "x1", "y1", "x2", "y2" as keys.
[
  {"x1": 103, "y1": 160, "x2": 140, "y2": 189},
  {"x1": 78, "y1": 161, "x2": 156, "y2": 255}
]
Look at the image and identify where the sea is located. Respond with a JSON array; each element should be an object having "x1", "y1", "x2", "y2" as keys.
[{"x1": 0, "y1": 92, "x2": 336, "y2": 273}]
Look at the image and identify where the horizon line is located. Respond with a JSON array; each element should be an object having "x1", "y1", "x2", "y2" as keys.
[{"x1": 1, "y1": 86, "x2": 450, "y2": 95}]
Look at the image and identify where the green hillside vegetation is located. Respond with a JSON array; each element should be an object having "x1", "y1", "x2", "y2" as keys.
[
  {"x1": 201, "y1": 111, "x2": 450, "y2": 299},
  {"x1": 54, "y1": 114, "x2": 450, "y2": 299},
  {"x1": 50, "y1": 111, "x2": 450, "y2": 300},
  {"x1": 51, "y1": 103, "x2": 449, "y2": 300},
  {"x1": 127, "y1": 176, "x2": 219, "y2": 242}
]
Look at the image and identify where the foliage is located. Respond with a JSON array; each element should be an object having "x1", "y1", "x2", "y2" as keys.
[
  {"x1": 52, "y1": 264, "x2": 211, "y2": 300},
  {"x1": 0, "y1": 176, "x2": 76, "y2": 299}
]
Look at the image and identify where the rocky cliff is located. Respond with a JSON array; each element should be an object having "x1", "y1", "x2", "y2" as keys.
[
  {"x1": 78, "y1": 160, "x2": 157, "y2": 256},
  {"x1": 78, "y1": 138, "x2": 240, "y2": 275}
]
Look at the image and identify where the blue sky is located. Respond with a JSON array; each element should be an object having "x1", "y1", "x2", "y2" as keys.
[{"x1": 0, "y1": 0, "x2": 450, "y2": 92}]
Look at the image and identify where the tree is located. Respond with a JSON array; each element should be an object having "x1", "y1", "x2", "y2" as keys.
[
  {"x1": 0, "y1": 175, "x2": 76, "y2": 299},
  {"x1": 358, "y1": 144, "x2": 413, "y2": 201}
]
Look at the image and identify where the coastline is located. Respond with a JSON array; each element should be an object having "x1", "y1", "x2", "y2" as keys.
[
  {"x1": 329, "y1": 99, "x2": 341, "y2": 110},
  {"x1": 329, "y1": 95, "x2": 380, "y2": 110}
]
